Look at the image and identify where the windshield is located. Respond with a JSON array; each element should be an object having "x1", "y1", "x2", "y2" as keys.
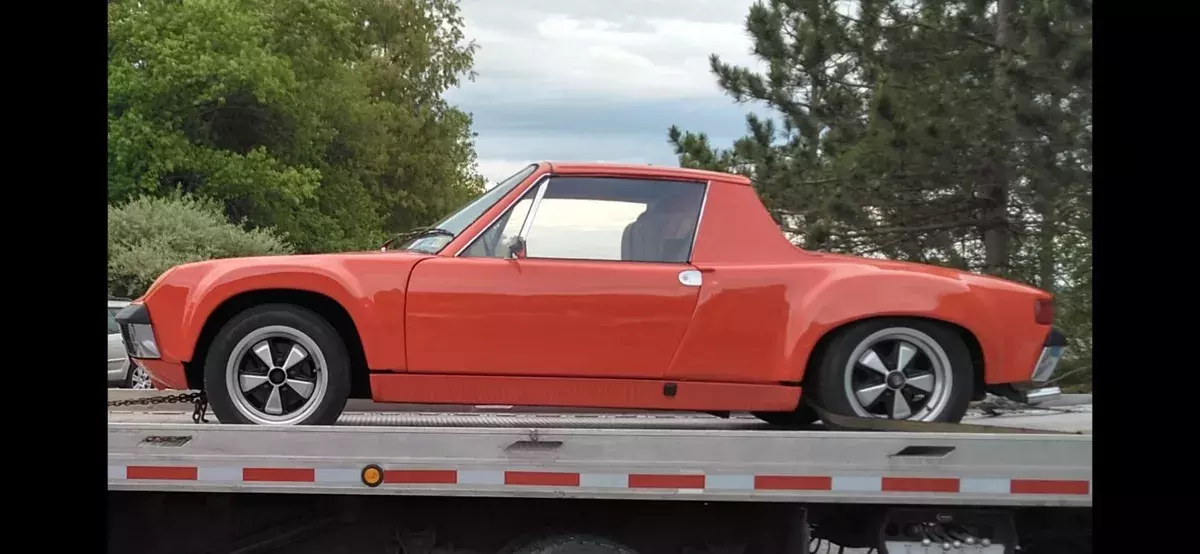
[{"x1": 398, "y1": 163, "x2": 539, "y2": 253}]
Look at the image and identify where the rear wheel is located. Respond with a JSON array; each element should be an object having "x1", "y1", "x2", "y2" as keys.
[
  {"x1": 204, "y1": 304, "x2": 350, "y2": 425},
  {"x1": 811, "y1": 318, "x2": 973, "y2": 423}
]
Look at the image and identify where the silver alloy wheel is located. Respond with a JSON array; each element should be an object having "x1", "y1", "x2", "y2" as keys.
[
  {"x1": 842, "y1": 327, "x2": 953, "y2": 421},
  {"x1": 225, "y1": 325, "x2": 329, "y2": 425},
  {"x1": 129, "y1": 363, "x2": 153, "y2": 390}
]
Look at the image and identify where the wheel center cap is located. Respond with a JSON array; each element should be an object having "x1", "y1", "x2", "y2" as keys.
[
  {"x1": 886, "y1": 371, "x2": 906, "y2": 389},
  {"x1": 268, "y1": 368, "x2": 286, "y2": 386}
]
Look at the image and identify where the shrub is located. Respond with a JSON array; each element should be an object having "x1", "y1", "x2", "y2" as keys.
[{"x1": 108, "y1": 194, "x2": 293, "y2": 297}]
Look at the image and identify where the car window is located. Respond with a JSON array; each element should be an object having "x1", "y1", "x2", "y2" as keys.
[
  {"x1": 398, "y1": 163, "x2": 539, "y2": 254},
  {"x1": 107, "y1": 308, "x2": 120, "y2": 334},
  {"x1": 460, "y1": 194, "x2": 535, "y2": 258},
  {"x1": 463, "y1": 176, "x2": 706, "y2": 263}
]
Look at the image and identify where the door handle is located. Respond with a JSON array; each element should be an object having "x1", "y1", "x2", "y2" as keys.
[{"x1": 678, "y1": 269, "x2": 702, "y2": 287}]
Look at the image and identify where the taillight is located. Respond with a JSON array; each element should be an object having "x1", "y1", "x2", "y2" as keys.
[{"x1": 1034, "y1": 299, "x2": 1054, "y2": 325}]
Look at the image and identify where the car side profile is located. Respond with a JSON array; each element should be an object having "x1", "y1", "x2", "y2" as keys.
[{"x1": 115, "y1": 162, "x2": 1066, "y2": 426}]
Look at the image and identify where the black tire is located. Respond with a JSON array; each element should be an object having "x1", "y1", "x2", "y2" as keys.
[
  {"x1": 204, "y1": 303, "x2": 351, "y2": 425},
  {"x1": 504, "y1": 534, "x2": 638, "y2": 554},
  {"x1": 811, "y1": 318, "x2": 974, "y2": 423},
  {"x1": 753, "y1": 402, "x2": 820, "y2": 427}
]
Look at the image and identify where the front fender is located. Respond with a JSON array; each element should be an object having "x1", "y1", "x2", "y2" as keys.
[
  {"x1": 784, "y1": 270, "x2": 998, "y2": 382},
  {"x1": 141, "y1": 255, "x2": 415, "y2": 370}
]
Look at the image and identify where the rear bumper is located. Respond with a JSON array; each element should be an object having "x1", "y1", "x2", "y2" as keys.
[
  {"x1": 1030, "y1": 327, "x2": 1067, "y2": 383},
  {"x1": 995, "y1": 327, "x2": 1068, "y2": 405}
]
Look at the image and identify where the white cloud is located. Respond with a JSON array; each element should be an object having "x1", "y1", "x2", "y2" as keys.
[{"x1": 451, "y1": 0, "x2": 766, "y2": 177}]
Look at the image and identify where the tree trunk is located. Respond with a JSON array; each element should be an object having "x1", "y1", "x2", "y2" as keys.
[{"x1": 981, "y1": 0, "x2": 1016, "y2": 276}]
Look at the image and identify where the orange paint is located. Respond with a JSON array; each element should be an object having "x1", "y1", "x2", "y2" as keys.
[
  {"x1": 139, "y1": 359, "x2": 188, "y2": 390},
  {"x1": 127, "y1": 161, "x2": 1058, "y2": 415},
  {"x1": 367, "y1": 374, "x2": 801, "y2": 412}
]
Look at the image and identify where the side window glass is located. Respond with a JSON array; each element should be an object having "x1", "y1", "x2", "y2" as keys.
[
  {"x1": 461, "y1": 189, "x2": 536, "y2": 258},
  {"x1": 107, "y1": 309, "x2": 120, "y2": 334},
  {"x1": 523, "y1": 177, "x2": 705, "y2": 263}
]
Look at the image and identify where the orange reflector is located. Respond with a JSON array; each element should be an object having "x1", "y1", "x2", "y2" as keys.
[{"x1": 361, "y1": 464, "x2": 384, "y2": 487}]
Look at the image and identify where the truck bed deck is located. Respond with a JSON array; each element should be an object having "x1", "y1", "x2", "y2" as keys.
[{"x1": 108, "y1": 399, "x2": 1092, "y2": 508}]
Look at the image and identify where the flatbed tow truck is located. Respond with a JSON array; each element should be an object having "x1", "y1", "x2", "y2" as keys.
[{"x1": 107, "y1": 393, "x2": 1091, "y2": 554}]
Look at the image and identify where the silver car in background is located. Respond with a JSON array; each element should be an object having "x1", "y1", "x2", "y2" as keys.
[{"x1": 109, "y1": 297, "x2": 151, "y2": 389}]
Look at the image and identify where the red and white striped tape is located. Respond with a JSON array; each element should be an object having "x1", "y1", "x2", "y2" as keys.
[{"x1": 108, "y1": 465, "x2": 1090, "y2": 496}]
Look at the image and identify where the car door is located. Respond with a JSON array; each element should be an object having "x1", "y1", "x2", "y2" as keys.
[{"x1": 405, "y1": 174, "x2": 709, "y2": 380}]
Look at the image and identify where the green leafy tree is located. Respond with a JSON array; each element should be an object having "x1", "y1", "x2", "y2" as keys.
[
  {"x1": 108, "y1": 0, "x2": 485, "y2": 253},
  {"x1": 108, "y1": 194, "x2": 294, "y2": 298},
  {"x1": 670, "y1": 0, "x2": 1092, "y2": 389}
]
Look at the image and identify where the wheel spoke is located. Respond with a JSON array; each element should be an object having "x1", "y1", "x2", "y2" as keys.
[
  {"x1": 896, "y1": 342, "x2": 918, "y2": 372},
  {"x1": 281, "y1": 344, "x2": 309, "y2": 371},
  {"x1": 264, "y1": 387, "x2": 284, "y2": 415},
  {"x1": 890, "y1": 393, "x2": 913, "y2": 419},
  {"x1": 287, "y1": 378, "x2": 316, "y2": 399},
  {"x1": 855, "y1": 383, "x2": 889, "y2": 407},
  {"x1": 239, "y1": 374, "x2": 269, "y2": 392},
  {"x1": 858, "y1": 349, "x2": 890, "y2": 376},
  {"x1": 906, "y1": 373, "x2": 935, "y2": 393},
  {"x1": 251, "y1": 341, "x2": 275, "y2": 368}
]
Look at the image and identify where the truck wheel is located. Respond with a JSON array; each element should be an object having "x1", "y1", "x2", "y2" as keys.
[
  {"x1": 203, "y1": 303, "x2": 351, "y2": 425},
  {"x1": 812, "y1": 318, "x2": 973, "y2": 423},
  {"x1": 504, "y1": 534, "x2": 638, "y2": 554}
]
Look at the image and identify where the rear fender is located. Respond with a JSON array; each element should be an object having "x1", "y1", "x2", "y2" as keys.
[{"x1": 784, "y1": 272, "x2": 995, "y2": 383}]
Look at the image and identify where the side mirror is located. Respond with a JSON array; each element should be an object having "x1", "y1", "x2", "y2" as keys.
[{"x1": 507, "y1": 236, "x2": 527, "y2": 259}]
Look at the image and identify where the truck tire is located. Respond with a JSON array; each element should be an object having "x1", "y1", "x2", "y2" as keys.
[
  {"x1": 811, "y1": 318, "x2": 973, "y2": 423},
  {"x1": 203, "y1": 303, "x2": 351, "y2": 425},
  {"x1": 504, "y1": 534, "x2": 639, "y2": 554}
]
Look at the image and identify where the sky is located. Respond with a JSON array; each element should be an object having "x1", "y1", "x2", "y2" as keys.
[{"x1": 445, "y1": 0, "x2": 767, "y2": 184}]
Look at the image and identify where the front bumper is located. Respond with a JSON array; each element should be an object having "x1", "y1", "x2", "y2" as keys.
[
  {"x1": 115, "y1": 303, "x2": 186, "y2": 389},
  {"x1": 114, "y1": 302, "x2": 162, "y2": 359}
]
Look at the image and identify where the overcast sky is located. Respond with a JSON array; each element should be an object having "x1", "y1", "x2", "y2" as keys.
[{"x1": 445, "y1": 0, "x2": 767, "y2": 184}]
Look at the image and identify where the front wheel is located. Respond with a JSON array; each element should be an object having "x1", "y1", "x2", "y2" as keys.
[
  {"x1": 811, "y1": 318, "x2": 974, "y2": 423},
  {"x1": 204, "y1": 304, "x2": 350, "y2": 425}
]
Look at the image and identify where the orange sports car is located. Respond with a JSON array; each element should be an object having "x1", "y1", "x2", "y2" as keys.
[{"x1": 115, "y1": 162, "x2": 1066, "y2": 426}]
